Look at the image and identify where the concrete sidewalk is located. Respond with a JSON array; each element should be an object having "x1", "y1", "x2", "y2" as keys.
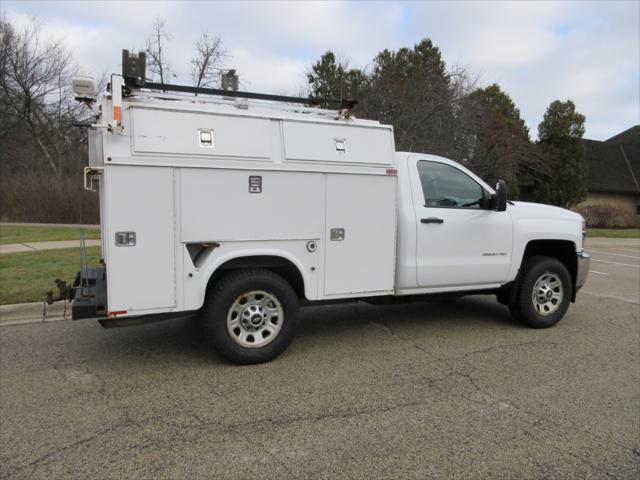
[
  {"x1": 0, "y1": 301, "x2": 70, "y2": 327},
  {"x1": 0, "y1": 222, "x2": 99, "y2": 228},
  {"x1": 0, "y1": 239, "x2": 101, "y2": 255}
]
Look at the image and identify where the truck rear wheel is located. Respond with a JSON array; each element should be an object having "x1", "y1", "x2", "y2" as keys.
[
  {"x1": 509, "y1": 256, "x2": 572, "y2": 328},
  {"x1": 202, "y1": 269, "x2": 299, "y2": 364}
]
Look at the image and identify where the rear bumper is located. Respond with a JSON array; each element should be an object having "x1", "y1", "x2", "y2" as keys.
[{"x1": 576, "y1": 250, "x2": 591, "y2": 291}]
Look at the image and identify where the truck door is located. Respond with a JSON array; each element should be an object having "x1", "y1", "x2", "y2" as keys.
[{"x1": 410, "y1": 158, "x2": 513, "y2": 288}]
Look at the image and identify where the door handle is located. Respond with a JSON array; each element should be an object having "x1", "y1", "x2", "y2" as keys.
[{"x1": 421, "y1": 217, "x2": 444, "y2": 224}]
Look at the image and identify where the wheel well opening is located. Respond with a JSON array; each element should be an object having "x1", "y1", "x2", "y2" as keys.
[
  {"x1": 522, "y1": 240, "x2": 577, "y2": 298},
  {"x1": 207, "y1": 256, "x2": 306, "y2": 299}
]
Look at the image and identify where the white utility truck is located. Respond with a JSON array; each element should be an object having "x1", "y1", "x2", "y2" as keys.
[{"x1": 58, "y1": 51, "x2": 590, "y2": 364}]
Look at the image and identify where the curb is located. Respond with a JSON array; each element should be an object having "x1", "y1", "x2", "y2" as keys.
[{"x1": 0, "y1": 301, "x2": 71, "y2": 327}]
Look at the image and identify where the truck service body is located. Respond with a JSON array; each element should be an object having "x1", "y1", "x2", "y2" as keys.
[{"x1": 66, "y1": 67, "x2": 590, "y2": 364}]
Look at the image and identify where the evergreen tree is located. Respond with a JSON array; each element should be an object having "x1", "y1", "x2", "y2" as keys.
[
  {"x1": 305, "y1": 41, "x2": 547, "y2": 200},
  {"x1": 473, "y1": 84, "x2": 529, "y2": 139},
  {"x1": 306, "y1": 51, "x2": 362, "y2": 107},
  {"x1": 362, "y1": 39, "x2": 456, "y2": 157},
  {"x1": 536, "y1": 100, "x2": 587, "y2": 207},
  {"x1": 462, "y1": 83, "x2": 542, "y2": 198}
]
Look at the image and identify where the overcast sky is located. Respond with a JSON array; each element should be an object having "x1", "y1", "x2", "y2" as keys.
[{"x1": 4, "y1": 0, "x2": 639, "y2": 140}]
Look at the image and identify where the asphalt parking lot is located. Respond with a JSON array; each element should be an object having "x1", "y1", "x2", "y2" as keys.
[{"x1": 1, "y1": 238, "x2": 639, "y2": 479}]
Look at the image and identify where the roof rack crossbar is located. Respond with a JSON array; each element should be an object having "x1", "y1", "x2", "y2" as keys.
[{"x1": 123, "y1": 78, "x2": 357, "y2": 110}]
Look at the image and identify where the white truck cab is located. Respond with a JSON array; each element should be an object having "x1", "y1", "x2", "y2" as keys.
[{"x1": 58, "y1": 53, "x2": 590, "y2": 364}]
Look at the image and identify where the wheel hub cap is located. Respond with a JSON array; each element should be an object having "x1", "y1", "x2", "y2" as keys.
[
  {"x1": 227, "y1": 290, "x2": 283, "y2": 348},
  {"x1": 531, "y1": 272, "x2": 564, "y2": 316}
]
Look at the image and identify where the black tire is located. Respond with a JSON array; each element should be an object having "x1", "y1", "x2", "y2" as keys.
[
  {"x1": 509, "y1": 256, "x2": 573, "y2": 328},
  {"x1": 202, "y1": 269, "x2": 299, "y2": 364}
]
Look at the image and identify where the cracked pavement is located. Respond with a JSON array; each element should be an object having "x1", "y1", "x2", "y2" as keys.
[{"x1": 1, "y1": 240, "x2": 639, "y2": 479}]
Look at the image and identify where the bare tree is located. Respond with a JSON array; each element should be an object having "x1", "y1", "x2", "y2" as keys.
[
  {"x1": 145, "y1": 18, "x2": 172, "y2": 86},
  {"x1": 191, "y1": 32, "x2": 226, "y2": 91},
  {"x1": 0, "y1": 16, "x2": 85, "y2": 175}
]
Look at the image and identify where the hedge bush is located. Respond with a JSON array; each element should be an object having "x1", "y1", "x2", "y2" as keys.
[
  {"x1": 0, "y1": 174, "x2": 99, "y2": 224},
  {"x1": 573, "y1": 204, "x2": 633, "y2": 228}
]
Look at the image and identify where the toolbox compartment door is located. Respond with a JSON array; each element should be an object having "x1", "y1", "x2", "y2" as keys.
[
  {"x1": 103, "y1": 165, "x2": 176, "y2": 311},
  {"x1": 283, "y1": 122, "x2": 394, "y2": 167},
  {"x1": 324, "y1": 173, "x2": 396, "y2": 295},
  {"x1": 131, "y1": 107, "x2": 271, "y2": 160}
]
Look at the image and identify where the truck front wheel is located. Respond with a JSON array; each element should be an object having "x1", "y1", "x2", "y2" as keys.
[
  {"x1": 202, "y1": 269, "x2": 299, "y2": 364},
  {"x1": 509, "y1": 256, "x2": 573, "y2": 328}
]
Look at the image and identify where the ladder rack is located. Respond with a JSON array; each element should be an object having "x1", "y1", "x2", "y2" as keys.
[
  {"x1": 121, "y1": 49, "x2": 357, "y2": 110},
  {"x1": 123, "y1": 78, "x2": 357, "y2": 110}
]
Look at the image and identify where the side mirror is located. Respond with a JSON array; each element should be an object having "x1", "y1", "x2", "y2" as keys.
[{"x1": 493, "y1": 179, "x2": 507, "y2": 212}]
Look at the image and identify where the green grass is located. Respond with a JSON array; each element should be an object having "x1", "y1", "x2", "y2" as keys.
[
  {"x1": 0, "y1": 225, "x2": 100, "y2": 244},
  {"x1": 587, "y1": 228, "x2": 640, "y2": 238},
  {"x1": 0, "y1": 247, "x2": 101, "y2": 305}
]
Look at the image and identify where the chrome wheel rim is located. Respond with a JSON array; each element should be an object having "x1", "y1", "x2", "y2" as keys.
[
  {"x1": 531, "y1": 272, "x2": 563, "y2": 316},
  {"x1": 227, "y1": 290, "x2": 283, "y2": 348}
]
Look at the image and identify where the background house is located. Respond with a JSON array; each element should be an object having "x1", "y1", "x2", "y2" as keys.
[{"x1": 580, "y1": 126, "x2": 640, "y2": 227}]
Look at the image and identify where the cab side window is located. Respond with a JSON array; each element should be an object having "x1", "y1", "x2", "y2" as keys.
[{"x1": 417, "y1": 161, "x2": 485, "y2": 209}]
